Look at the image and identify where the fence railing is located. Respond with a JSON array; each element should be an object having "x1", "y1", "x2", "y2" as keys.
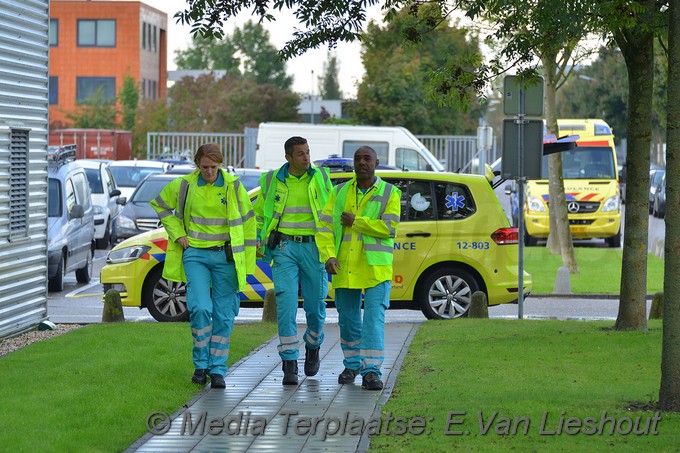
[
  {"x1": 146, "y1": 129, "x2": 258, "y2": 167},
  {"x1": 146, "y1": 130, "x2": 496, "y2": 173}
]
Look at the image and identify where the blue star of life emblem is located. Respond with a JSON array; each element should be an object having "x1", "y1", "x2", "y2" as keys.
[
  {"x1": 221, "y1": 197, "x2": 226, "y2": 205},
  {"x1": 275, "y1": 195, "x2": 281, "y2": 202},
  {"x1": 445, "y1": 193, "x2": 465, "y2": 211}
]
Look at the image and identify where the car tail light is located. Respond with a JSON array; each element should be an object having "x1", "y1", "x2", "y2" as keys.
[{"x1": 491, "y1": 228, "x2": 518, "y2": 245}]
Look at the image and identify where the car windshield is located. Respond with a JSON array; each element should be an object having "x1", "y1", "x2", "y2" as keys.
[
  {"x1": 541, "y1": 147, "x2": 616, "y2": 179},
  {"x1": 131, "y1": 179, "x2": 173, "y2": 203},
  {"x1": 84, "y1": 168, "x2": 104, "y2": 194},
  {"x1": 109, "y1": 166, "x2": 164, "y2": 188},
  {"x1": 48, "y1": 178, "x2": 62, "y2": 217}
]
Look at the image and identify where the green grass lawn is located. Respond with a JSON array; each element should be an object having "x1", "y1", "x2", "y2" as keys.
[
  {"x1": 369, "y1": 319, "x2": 679, "y2": 452},
  {"x1": 0, "y1": 322, "x2": 277, "y2": 452},
  {"x1": 523, "y1": 247, "x2": 664, "y2": 294}
]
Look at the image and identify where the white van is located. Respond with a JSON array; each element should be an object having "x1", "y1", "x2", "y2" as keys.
[{"x1": 256, "y1": 122, "x2": 444, "y2": 171}]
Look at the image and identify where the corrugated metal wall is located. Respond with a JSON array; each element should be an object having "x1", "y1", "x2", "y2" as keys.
[{"x1": 0, "y1": 0, "x2": 50, "y2": 338}]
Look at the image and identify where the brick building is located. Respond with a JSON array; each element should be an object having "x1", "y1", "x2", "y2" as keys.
[{"x1": 49, "y1": 0, "x2": 167, "y2": 128}]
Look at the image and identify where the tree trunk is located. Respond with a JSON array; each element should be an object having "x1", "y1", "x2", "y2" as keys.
[
  {"x1": 659, "y1": 0, "x2": 680, "y2": 412},
  {"x1": 613, "y1": 7, "x2": 654, "y2": 331},
  {"x1": 543, "y1": 55, "x2": 578, "y2": 272}
]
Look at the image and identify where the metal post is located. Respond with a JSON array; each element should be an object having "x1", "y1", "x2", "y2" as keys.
[{"x1": 516, "y1": 79, "x2": 525, "y2": 319}]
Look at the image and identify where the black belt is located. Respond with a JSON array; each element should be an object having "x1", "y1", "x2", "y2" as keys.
[
  {"x1": 280, "y1": 234, "x2": 315, "y2": 243},
  {"x1": 194, "y1": 244, "x2": 227, "y2": 251}
]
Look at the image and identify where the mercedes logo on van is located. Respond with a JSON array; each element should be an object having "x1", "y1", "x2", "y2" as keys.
[{"x1": 567, "y1": 202, "x2": 580, "y2": 213}]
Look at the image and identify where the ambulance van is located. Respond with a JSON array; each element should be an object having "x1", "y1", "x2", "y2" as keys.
[
  {"x1": 524, "y1": 119, "x2": 622, "y2": 247},
  {"x1": 255, "y1": 122, "x2": 444, "y2": 172}
]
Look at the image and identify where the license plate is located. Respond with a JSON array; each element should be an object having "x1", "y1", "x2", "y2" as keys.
[{"x1": 570, "y1": 226, "x2": 586, "y2": 233}]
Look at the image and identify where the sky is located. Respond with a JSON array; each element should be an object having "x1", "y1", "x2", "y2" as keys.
[{"x1": 142, "y1": 0, "x2": 386, "y2": 98}]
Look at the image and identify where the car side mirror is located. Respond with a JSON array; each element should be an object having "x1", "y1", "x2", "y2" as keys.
[
  {"x1": 110, "y1": 189, "x2": 121, "y2": 197},
  {"x1": 504, "y1": 184, "x2": 515, "y2": 195},
  {"x1": 116, "y1": 197, "x2": 127, "y2": 205},
  {"x1": 70, "y1": 204, "x2": 84, "y2": 219}
]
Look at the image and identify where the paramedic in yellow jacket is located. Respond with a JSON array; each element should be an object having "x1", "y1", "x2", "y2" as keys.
[
  {"x1": 317, "y1": 146, "x2": 401, "y2": 391},
  {"x1": 151, "y1": 143, "x2": 256, "y2": 389},
  {"x1": 254, "y1": 136, "x2": 332, "y2": 386}
]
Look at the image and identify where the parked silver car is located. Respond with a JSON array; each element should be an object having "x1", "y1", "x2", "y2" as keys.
[{"x1": 47, "y1": 146, "x2": 95, "y2": 292}]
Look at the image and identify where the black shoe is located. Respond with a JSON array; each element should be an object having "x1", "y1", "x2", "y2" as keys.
[
  {"x1": 361, "y1": 372, "x2": 383, "y2": 390},
  {"x1": 282, "y1": 360, "x2": 299, "y2": 385},
  {"x1": 210, "y1": 374, "x2": 226, "y2": 389},
  {"x1": 304, "y1": 346, "x2": 320, "y2": 376},
  {"x1": 338, "y1": 368, "x2": 359, "y2": 384},
  {"x1": 191, "y1": 368, "x2": 208, "y2": 385}
]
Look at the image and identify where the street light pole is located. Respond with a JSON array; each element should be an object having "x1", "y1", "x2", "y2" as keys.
[{"x1": 310, "y1": 70, "x2": 315, "y2": 124}]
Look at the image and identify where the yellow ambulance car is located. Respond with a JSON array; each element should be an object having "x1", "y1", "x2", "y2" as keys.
[
  {"x1": 101, "y1": 170, "x2": 531, "y2": 322},
  {"x1": 524, "y1": 119, "x2": 621, "y2": 247}
]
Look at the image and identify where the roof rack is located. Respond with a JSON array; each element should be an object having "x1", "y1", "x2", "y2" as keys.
[{"x1": 48, "y1": 144, "x2": 77, "y2": 168}]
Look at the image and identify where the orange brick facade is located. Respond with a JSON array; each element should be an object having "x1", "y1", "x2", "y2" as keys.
[{"x1": 49, "y1": 0, "x2": 167, "y2": 129}]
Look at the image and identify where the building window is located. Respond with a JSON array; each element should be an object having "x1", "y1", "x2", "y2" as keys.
[
  {"x1": 142, "y1": 22, "x2": 146, "y2": 49},
  {"x1": 76, "y1": 77, "x2": 116, "y2": 103},
  {"x1": 49, "y1": 19, "x2": 58, "y2": 46},
  {"x1": 9, "y1": 129, "x2": 29, "y2": 241},
  {"x1": 141, "y1": 78, "x2": 146, "y2": 99},
  {"x1": 152, "y1": 80, "x2": 157, "y2": 99},
  {"x1": 153, "y1": 25, "x2": 157, "y2": 52},
  {"x1": 49, "y1": 76, "x2": 58, "y2": 104},
  {"x1": 77, "y1": 19, "x2": 116, "y2": 47}
]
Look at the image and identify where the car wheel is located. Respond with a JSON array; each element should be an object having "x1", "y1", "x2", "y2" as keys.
[
  {"x1": 606, "y1": 229, "x2": 622, "y2": 248},
  {"x1": 48, "y1": 252, "x2": 65, "y2": 292},
  {"x1": 75, "y1": 247, "x2": 93, "y2": 283},
  {"x1": 96, "y1": 219, "x2": 111, "y2": 249},
  {"x1": 524, "y1": 230, "x2": 537, "y2": 246},
  {"x1": 417, "y1": 267, "x2": 481, "y2": 320},
  {"x1": 143, "y1": 266, "x2": 189, "y2": 322}
]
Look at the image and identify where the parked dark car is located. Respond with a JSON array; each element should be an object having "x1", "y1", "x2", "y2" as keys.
[
  {"x1": 649, "y1": 166, "x2": 665, "y2": 213},
  {"x1": 111, "y1": 173, "x2": 177, "y2": 244},
  {"x1": 652, "y1": 173, "x2": 666, "y2": 218}
]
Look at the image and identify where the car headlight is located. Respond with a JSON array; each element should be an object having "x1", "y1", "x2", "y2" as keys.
[
  {"x1": 106, "y1": 245, "x2": 151, "y2": 264},
  {"x1": 601, "y1": 195, "x2": 620, "y2": 212},
  {"x1": 93, "y1": 205, "x2": 104, "y2": 215},
  {"x1": 115, "y1": 215, "x2": 136, "y2": 230},
  {"x1": 527, "y1": 195, "x2": 546, "y2": 212}
]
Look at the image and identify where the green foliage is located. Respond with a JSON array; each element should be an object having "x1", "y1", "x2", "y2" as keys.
[
  {"x1": 66, "y1": 87, "x2": 118, "y2": 129},
  {"x1": 118, "y1": 74, "x2": 139, "y2": 131},
  {"x1": 557, "y1": 47, "x2": 629, "y2": 141},
  {"x1": 174, "y1": 1, "x2": 381, "y2": 60},
  {"x1": 351, "y1": 8, "x2": 483, "y2": 134},
  {"x1": 174, "y1": 34, "x2": 240, "y2": 72},
  {"x1": 133, "y1": 98, "x2": 169, "y2": 158},
  {"x1": 233, "y1": 21, "x2": 293, "y2": 89},
  {"x1": 167, "y1": 73, "x2": 300, "y2": 132},
  {"x1": 174, "y1": 20, "x2": 292, "y2": 90},
  {"x1": 318, "y1": 52, "x2": 342, "y2": 99}
]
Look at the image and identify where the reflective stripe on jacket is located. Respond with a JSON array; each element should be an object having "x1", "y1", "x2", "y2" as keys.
[{"x1": 150, "y1": 169, "x2": 256, "y2": 291}]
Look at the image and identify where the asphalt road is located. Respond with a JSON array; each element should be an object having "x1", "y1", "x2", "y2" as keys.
[
  {"x1": 47, "y1": 248, "x2": 649, "y2": 324},
  {"x1": 47, "y1": 194, "x2": 663, "y2": 325}
]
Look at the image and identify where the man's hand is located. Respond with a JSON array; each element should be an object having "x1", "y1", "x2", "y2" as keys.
[
  {"x1": 341, "y1": 212, "x2": 355, "y2": 227},
  {"x1": 256, "y1": 240, "x2": 265, "y2": 258},
  {"x1": 177, "y1": 236, "x2": 188, "y2": 250},
  {"x1": 325, "y1": 258, "x2": 340, "y2": 275}
]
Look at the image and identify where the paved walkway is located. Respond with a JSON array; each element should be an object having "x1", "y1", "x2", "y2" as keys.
[{"x1": 127, "y1": 323, "x2": 419, "y2": 453}]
